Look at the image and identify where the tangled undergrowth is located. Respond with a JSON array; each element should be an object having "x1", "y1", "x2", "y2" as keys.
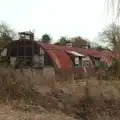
[{"x1": 0, "y1": 68, "x2": 120, "y2": 119}]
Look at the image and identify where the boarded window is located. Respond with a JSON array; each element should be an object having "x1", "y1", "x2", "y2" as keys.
[{"x1": 44, "y1": 52, "x2": 53, "y2": 66}]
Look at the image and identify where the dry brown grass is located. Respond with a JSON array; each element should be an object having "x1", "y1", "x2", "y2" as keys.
[
  {"x1": 0, "y1": 104, "x2": 75, "y2": 120},
  {"x1": 0, "y1": 68, "x2": 120, "y2": 119},
  {"x1": 0, "y1": 68, "x2": 38, "y2": 104}
]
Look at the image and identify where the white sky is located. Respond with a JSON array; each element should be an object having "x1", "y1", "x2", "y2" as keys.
[{"x1": 0, "y1": 0, "x2": 114, "y2": 42}]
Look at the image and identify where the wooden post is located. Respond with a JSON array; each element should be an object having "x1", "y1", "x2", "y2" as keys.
[
  {"x1": 17, "y1": 41, "x2": 18, "y2": 63},
  {"x1": 9, "y1": 47, "x2": 11, "y2": 64},
  {"x1": 32, "y1": 41, "x2": 34, "y2": 67},
  {"x1": 24, "y1": 39, "x2": 26, "y2": 64}
]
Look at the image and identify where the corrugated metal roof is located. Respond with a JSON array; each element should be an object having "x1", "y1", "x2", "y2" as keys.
[
  {"x1": 47, "y1": 50, "x2": 72, "y2": 69},
  {"x1": 37, "y1": 42, "x2": 72, "y2": 70},
  {"x1": 36, "y1": 42, "x2": 117, "y2": 67},
  {"x1": 37, "y1": 42, "x2": 57, "y2": 50},
  {"x1": 54, "y1": 45, "x2": 87, "y2": 56}
]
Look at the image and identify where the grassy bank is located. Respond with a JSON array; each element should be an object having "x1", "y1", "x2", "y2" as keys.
[{"x1": 0, "y1": 69, "x2": 120, "y2": 119}]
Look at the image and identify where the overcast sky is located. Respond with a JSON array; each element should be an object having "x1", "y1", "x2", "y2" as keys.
[{"x1": 0, "y1": 0, "x2": 113, "y2": 42}]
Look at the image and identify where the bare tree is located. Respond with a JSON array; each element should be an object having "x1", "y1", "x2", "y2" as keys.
[
  {"x1": 100, "y1": 23, "x2": 120, "y2": 78},
  {"x1": 91, "y1": 42, "x2": 107, "y2": 51},
  {"x1": 101, "y1": 23, "x2": 120, "y2": 51},
  {"x1": 72, "y1": 36, "x2": 89, "y2": 47},
  {"x1": 107, "y1": 0, "x2": 120, "y2": 20},
  {"x1": 0, "y1": 21, "x2": 16, "y2": 41},
  {"x1": 0, "y1": 21, "x2": 16, "y2": 48}
]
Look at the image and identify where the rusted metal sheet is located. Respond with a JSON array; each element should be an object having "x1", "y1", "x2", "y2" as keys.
[
  {"x1": 47, "y1": 49, "x2": 72, "y2": 69},
  {"x1": 36, "y1": 42, "x2": 118, "y2": 70},
  {"x1": 37, "y1": 43, "x2": 72, "y2": 70},
  {"x1": 37, "y1": 42, "x2": 57, "y2": 50}
]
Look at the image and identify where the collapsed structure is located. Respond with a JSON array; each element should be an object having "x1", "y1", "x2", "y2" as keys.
[{"x1": 0, "y1": 32, "x2": 117, "y2": 80}]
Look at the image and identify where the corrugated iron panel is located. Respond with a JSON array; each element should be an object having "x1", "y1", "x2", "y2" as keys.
[
  {"x1": 37, "y1": 42, "x2": 118, "y2": 69},
  {"x1": 55, "y1": 45, "x2": 87, "y2": 56},
  {"x1": 47, "y1": 49, "x2": 72, "y2": 70},
  {"x1": 37, "y1": 42, "x2": 72, "y2": 70},
  {"x1": 37, "y1": 42, "x2": 57, "y2": 50}
]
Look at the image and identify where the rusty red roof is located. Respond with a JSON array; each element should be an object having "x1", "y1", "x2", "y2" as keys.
[
  {"x1": 36, "y1": 42, "x2": 117, "y2": 67},
  {"x1": 36, "y1": 42, "x2": 58, "y2": 50},
  {"x1": 37, "y1": 42, "x2": 117, "y2": 58},
  {"x1": 36, "y1": 42, "x2": 72, "y2": 70},
  {"x1": 47, "y1": 50, "x2": 72, "y2": 69}
]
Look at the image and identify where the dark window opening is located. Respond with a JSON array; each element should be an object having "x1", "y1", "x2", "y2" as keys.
[
  {"x1": 79, "y1": 57, "x2": 82, "y2": 66},
  {"x1": 44, "y1": 52, "x2": 53, "y2": 66},
  {"x1": 71, "y1": 56, "x2": 82, "y2": 67},
  {"x1": 34, "y1": 45, "x2": 40, "y2": 54},
  {"x1": 18, "y1": 41, "x2": 25, "y2": 46},
  {"x1": 71, "y1": 56, "x2": 75, "y2": 66},
  {"x1": 25, "y1": 47, "x2": 32, "y2": 56},
  {"x1": 25, "y1": 41, "x2": 33, "y2": 45},
  {"x1": 11, "y1": 47, "x2": 17, "y2": 56},
  {"x1": 18, "y1": 47, "x2": 24, "y2": 56}
]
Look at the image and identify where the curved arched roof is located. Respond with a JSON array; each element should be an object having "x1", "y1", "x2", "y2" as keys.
[
  {"x1": 36, "y1": 42, "x2": 73, "y2": 70},
  {"x1": 0, "y1": 40, "x2": 117, "y2": 69}
]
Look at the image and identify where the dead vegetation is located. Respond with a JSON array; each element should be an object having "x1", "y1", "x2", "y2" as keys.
[{"x1": 0, "y1": 68, "x2": 120, "y2": 119}]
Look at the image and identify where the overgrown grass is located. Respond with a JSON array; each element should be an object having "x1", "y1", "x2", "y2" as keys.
[
  {"x1": 0, "y1": 68, "x2": 120, "y2": 119},
  {"x1": 0, "y1": 68, "x2": 38, "y2": 103}
]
